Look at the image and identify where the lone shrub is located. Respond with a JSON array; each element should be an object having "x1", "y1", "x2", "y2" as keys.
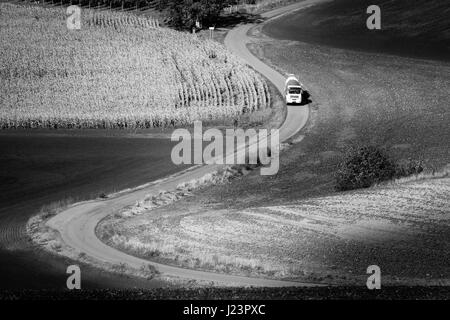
[
  {"x1": 335, "y1": 146, "x2": 424, "y2": 191},
  {"x1": 335, "y1": 146, "x2": 396, "y2": 191}
]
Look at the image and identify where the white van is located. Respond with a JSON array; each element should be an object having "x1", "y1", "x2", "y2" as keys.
[{"x1": 284, "y1": 75, "x2": 303, "y2": 105}]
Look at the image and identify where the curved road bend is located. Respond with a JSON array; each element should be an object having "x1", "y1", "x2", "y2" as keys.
[{"x1": 47, "y1": 0, "x2": 329, "y2": 287}]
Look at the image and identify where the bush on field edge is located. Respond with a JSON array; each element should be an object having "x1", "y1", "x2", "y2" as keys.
[{"x1": 335, "y1": 145, "x2": 423, "y2": 191}]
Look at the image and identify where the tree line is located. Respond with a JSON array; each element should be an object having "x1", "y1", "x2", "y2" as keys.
[
  {"x1": 31, "y1": 0, "x2": 244, "y2": 30},
  {"x1": 156, "y1": 0, "x2": 237, "y2": 30}
]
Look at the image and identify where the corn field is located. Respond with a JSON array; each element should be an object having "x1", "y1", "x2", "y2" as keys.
[{"x1": 0, "y1": 3, "x2": 270, "y2": 129}]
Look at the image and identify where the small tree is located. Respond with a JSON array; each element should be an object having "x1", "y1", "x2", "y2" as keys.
[
  {"x1": 159, "y1": 0, "x2": 235, "y2": 30},
  {"x1": 335, "y1": 146, "x2": 396, "y2": 191}
]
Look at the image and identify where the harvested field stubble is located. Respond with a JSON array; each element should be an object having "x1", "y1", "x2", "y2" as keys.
[{"x1": 98, "y1": 171, "x2": 450, "y2": 284}]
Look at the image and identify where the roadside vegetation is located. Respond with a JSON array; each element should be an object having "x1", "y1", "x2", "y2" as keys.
[
  {"x1": 0, "y1": 3, "x2": 270, "y2": 129},
  {"x1": 27, "y1": 198, "x2": 76, "y2": 253},
  {"x1": 335, "y1": 145, "x2": 423, "y2": 191}
]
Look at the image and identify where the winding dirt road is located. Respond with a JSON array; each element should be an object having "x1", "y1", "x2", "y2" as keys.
[{"x1": 46, "y1": 0, "x2": 328, "y2": 287}]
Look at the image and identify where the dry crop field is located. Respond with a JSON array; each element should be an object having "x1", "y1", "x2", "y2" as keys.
[
  {"x1": 98, "y1": 172, "x2": 450, "y2": 285},
  {"x1": 0, "y1": 3, "x2": 270, "y2": 129}
]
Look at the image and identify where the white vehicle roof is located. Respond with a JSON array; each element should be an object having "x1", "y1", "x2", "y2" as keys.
[{"x1": 285, "y1": 75, "x2": 302, "y2": 87}]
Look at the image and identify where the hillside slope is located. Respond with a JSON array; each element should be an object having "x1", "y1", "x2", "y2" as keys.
[
  {"x1": 263, "y1": 0, "x2": 450, "y2": 61},
  {"x1": 193, "y1": 23, "x2": 450, "y2": 208},
  {"x1": 99, "y1": 173, "x2": 450, "y2": 285}
]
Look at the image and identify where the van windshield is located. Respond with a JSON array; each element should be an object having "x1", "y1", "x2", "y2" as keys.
[{"x1": 288, "y1": 88, "x2": 302, "y2": 94}]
